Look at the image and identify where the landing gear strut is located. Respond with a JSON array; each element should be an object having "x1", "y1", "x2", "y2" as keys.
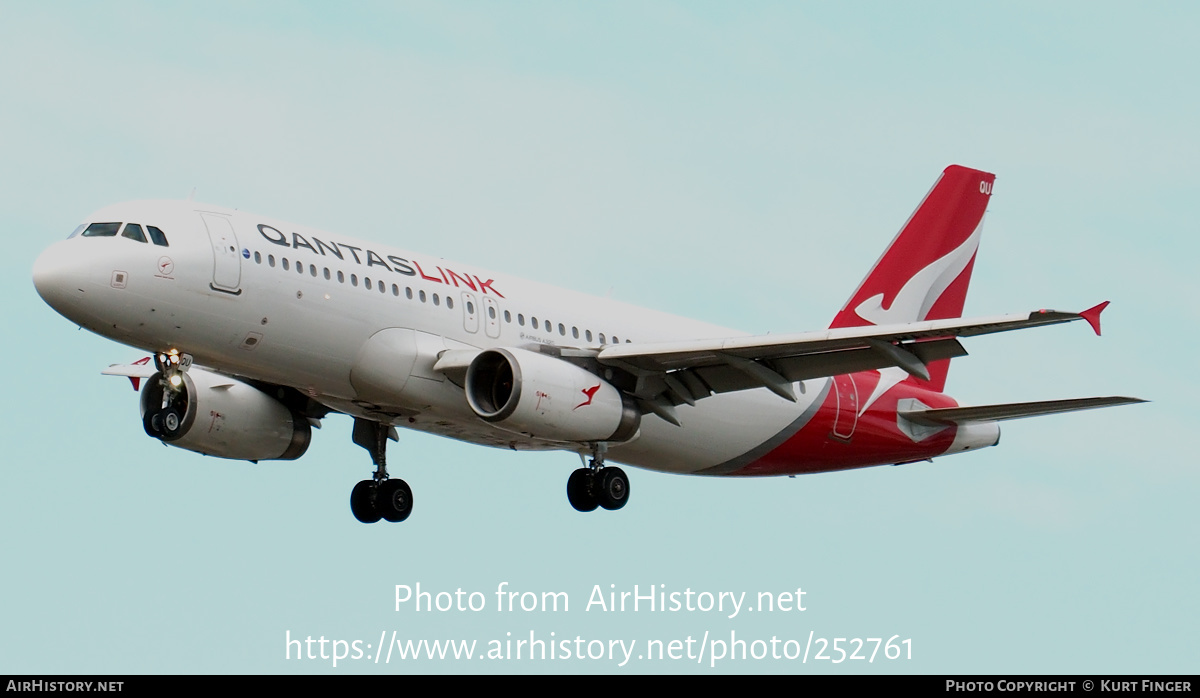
[
  {"x1": 567, "y1": 443, "x2": 629, "y2": 513},
  {"x1": 349, "y1": 418, "x2": 412, "y2": 524},
  {"x1": 142, "y1": 351, "x2": 190, "y2": 440}
]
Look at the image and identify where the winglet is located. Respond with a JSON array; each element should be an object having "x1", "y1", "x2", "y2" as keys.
[{"x1": 1079, "y1": 301, "x2": 1109, "y2": 336}]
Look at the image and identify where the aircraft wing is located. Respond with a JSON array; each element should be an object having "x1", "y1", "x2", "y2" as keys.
[
  {"x1": 101, "y1": 357, "x2": 157, "y2": 391},
  {"x1": 594, "y1": 304, "x2": 1111, "y2": 420}
]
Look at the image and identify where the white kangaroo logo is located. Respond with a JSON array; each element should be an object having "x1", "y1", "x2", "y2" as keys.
[{"x1": 854, "y1": 219, "x2": 983, "y2": 326}]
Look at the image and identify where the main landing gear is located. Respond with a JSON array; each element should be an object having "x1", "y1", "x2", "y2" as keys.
[
  {"x1": 349, "y1": 418, "x2": 412, "y2": 524},
  {"x1": 567, "y1": 443, "x2": 630, "y2": 513}
]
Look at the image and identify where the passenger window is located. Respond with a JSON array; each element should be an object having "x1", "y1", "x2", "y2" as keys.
[
  {"x1": 337, "y1": 271, "x2": 345, "y2": 283},
  {"x1": 351, "y1": 274, "x2": 358, "y2": 287},
  {"x1": 405, "y1": 287, "x2": 413, "y2": 299},
  {"x1": 488, "y1": 307, "x2": 496, "y2": 320},
  {"x1": 324, "y1": 268, "x2": 331, "y2": 280},
  {"x1": 82, "y1": 222, "x2": 121, "y2": 237},
  {"x1": 446, "y1": 296, "x2": 454, "y2": 309},
  {"x1": 504, "y1": 310, "x2": 511, "y2": 323},
  {"x1": 121, "y1": 224, "x2": 147, "y2": 243},
  {"x1": 268, "y1": 255, "x2": 276, "y2": 268},
  {"x1": 254, "y1": 251, "x2": 262, "y2": 264},
  {"x1": 518, "y1": 314, "x2": 525, "y2": 326},
  {"x1": 283, "y1": 258, "x2": 290, "y2": 271},
  {"x1": 433, "y1": 293, "x2": 440, "y2": 306},
  {"x1": 558, "y1": 323, "x2": 565, "y2": 336},
  {"x1": 391, "y1": 284, "x2": 399, "y2": 296},
  {"x1": 572, "y1": 326, "x2": 579, "y2": 339},
  {"x1": 586, "y1": 330, "x2": 593, "y2": 342},
  {"x1": 599, "y1": 333, "x2": 606, "y2": 344},
  {"x1": 419, "y1": 290, "x2": 426, "y2": 303},
  {"x1": 147, "y1": 226, "x2": 169, "y2": 247}
]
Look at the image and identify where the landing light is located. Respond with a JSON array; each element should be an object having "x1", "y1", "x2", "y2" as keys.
[{"x1": 169, "y1": 374, "x2": 182, "y2": 387}]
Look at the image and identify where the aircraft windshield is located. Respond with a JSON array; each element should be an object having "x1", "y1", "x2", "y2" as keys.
[
  {"x1": 122, "y1": 223, "x2": 147, "y2": 243},
  {"x1": 147, "y1": 226, "x2": 169, "y2": 246},
  {"x1": 81, "y1": 222, "x2": 121, "y2": 237},
  {"x1": 76, "y1": 222, "x2": 169, "y2": 247}
]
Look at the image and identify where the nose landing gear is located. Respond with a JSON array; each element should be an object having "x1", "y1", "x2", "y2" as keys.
[{"x1": 142, "y1": 351, "x2": 191, "y2": 441}]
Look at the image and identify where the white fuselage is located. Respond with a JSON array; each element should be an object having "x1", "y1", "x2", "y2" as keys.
[{"x1": 34, "y1": 200, "x2": 820, "y2": 474}]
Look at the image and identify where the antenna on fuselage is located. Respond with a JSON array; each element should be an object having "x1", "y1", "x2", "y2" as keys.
[{"x1": 186, "y1": 187, "x2": 196, "y2": 202}]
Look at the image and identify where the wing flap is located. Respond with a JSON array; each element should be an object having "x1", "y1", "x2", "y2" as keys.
[{"x1": 668, "y1": 337, "x2": 966, "y2": 404}]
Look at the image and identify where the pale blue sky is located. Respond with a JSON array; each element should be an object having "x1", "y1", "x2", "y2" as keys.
[{"x1": 2, "y1": 2, "x2": 1195, "y2": 673}]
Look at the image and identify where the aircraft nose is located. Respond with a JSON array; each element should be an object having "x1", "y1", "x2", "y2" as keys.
[{"x1": 32, "y1": 241, "x2": 84, "y2": 311}]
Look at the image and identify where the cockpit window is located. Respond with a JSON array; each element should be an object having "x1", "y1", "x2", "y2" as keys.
[
  {"x1": 67, "y1": 224, "x2": 85, "y2": 239},
  {"x1": 81, "y1": 222, "x2": 121, "y2": 237},
  {"x1": 147, "y1": 226, "x2": 169, "y2": 247},
  {"x1": 76, "y1": 221, "x2": 169, "y2": 246},
  {"x1": 121, "y1": 223, "x2": 147, "y2": 243}
]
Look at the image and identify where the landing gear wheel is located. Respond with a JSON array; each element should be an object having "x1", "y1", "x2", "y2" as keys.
[
  {"x1": 377, "y1": 479, "x2": 413, "y2": 523},
  {"x1": 567, "y1": 468, "x2": 599, "y2": 512},
  {"x1": 597, "y1": 467, "x2": 630, "y2": 511},
  {"x1": 143, "y1": 409, "x2": 163, "y2": 438},
  {"x1": 350, "y1": 480, "x2": 381, "y2": 524},
  {"x1": 143, "y1": 407, "x2": 184, "y2": 439},
  {"x1": 161, "y1": 408, "x2": 183, "y2": 438},
  {"x1": 350, "y1": 418, "x2": 412, "y2": 523}
]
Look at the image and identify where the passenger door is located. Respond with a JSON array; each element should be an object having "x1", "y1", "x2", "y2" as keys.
[{"x1": 200, "y1": 212, "x2": 241, "y2": 295}]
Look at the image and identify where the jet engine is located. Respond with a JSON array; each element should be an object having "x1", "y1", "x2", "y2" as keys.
[
  {"x1": 465, "y1": 347, "x2": 640, "y2": 443},
  {"x1": 139, "y1": 366, "x2": 311, "y2": 461}
]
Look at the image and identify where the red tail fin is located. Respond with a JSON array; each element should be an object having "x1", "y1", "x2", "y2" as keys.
[{"x1": 829, "y1": 165, "x2": 995, "y2": 391}]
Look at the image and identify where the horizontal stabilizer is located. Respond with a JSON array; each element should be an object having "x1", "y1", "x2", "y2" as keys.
[{"x1": 899, "y1": 396, "x2": 1146, "y2": 426}]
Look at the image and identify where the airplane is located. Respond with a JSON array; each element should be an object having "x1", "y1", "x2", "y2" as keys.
[{"x1": 31, "y1": 164, "x2": 1143, "y2": 523}]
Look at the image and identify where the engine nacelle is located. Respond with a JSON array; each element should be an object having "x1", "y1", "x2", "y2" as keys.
[
  {"x1": 465, "y1": 347, "x2": 640, "y2": 443},
  {"x1": 140, "y1": 366, "x2": 311, "y2": 461}
]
